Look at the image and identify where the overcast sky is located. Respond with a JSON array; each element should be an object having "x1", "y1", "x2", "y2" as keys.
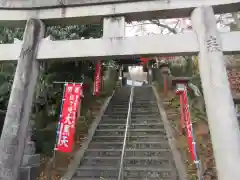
[{"x1": 125, "y1": 17, "x2": 231, "y2": 37}]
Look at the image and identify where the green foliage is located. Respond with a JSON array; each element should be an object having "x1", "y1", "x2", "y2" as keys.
[
  {"x1": 0, "y1": 27, "x2": 24, "y2": 43},
  {"x1": 46, "y1": 24, "x2": 102, "y2": 40},
  {"x1": 0, "y1": 24, "x2": 116, "y2": 155}
]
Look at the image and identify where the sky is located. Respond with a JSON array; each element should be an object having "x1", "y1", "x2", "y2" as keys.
[{"x1": 125, "y1": 16, "x2": 232, "y2": 37}]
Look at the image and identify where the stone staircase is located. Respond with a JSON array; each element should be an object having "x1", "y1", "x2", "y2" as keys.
[{"x1": 72, "y1": 86, "x2": 178, "y2": 180}]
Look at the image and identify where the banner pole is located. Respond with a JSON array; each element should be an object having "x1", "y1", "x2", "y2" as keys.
[
  {"x1": 54, "y1": 82, "x2": 68, "y2": 151},
  {"x1": 184, "y1": 84, "x2": 202, "y2": 180},
  {"x1": 176, "y1": 83, "x2": 201, "y2": 179},
  {"x1": 48, "y1": 82, "x2": 68, "y2": 180}
]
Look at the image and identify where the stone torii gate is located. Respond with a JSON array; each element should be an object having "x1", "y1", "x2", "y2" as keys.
[{"x1": 0, "y1": 1, "x2": 240, "y2": 180}]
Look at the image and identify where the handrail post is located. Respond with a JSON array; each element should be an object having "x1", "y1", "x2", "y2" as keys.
[{"x1": 117, "y1": 82, "x2": 134, "y2": 180}]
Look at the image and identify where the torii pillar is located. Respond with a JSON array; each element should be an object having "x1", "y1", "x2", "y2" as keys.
[
  {"x1": 0, "y1": 19, "x2": 45, "y2": 180},
  {"x1": 191, "y1": 7, "x2": 240, "y2": 180}
]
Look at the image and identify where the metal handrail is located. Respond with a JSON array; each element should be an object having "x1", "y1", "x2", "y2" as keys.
[{"x1": 117, "y1": 83, "x2": 134, "y2": 180}]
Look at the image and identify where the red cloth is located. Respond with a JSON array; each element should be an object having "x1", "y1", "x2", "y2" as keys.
[{"x1": 140, "y1": 57, "x2": 151, "y2": 64}]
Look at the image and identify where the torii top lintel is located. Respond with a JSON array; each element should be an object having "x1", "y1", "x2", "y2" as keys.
[
  {"x1": 0, "y1": 0, "x2": 239, "y2": 27},
  {"x1": 0, "y1": 0, "x2": 238, "y2": 10},
  {"x1": 0, "y1": 0, "x2": 156, "y2": 9}
]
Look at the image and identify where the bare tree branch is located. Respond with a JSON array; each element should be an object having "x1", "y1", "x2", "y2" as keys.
[
  {"x1": 232, "y1": 12, "x2": 240, "y2": 29},
  {"x1": 151, "y1": 19, "x2": 178, "y2": 34}
]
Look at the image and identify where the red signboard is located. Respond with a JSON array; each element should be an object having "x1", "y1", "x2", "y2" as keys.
[
  {"x1": 93, "y1": 60, "x2": 102, "y2": 96},
  {"x1": 56, "y1": 83, "x2": 82, "y2": 153},
  {"x1": 179, "y1": 93, "x2": 185, "y2": 133},
  {"x1": 182, "y1": 88, "x2": 195, "y2": 160}
]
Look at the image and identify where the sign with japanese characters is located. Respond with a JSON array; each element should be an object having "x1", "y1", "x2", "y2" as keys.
[
  {"x1": 176, "y1": 84, "x2": 196, "y2": 161},
  {"x1": 93, "y1": 60, "x2": 102, "y2": 96},
  {"x1": 56, "y1": 83, "x2": 82, "y2": 153},
  {"x1": 182, "y1": 87, "x2": 196, "y2": 161}
]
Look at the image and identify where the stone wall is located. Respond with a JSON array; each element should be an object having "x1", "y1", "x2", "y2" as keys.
[
  {"x1": 226, "y1": 55, "x2": 240, "y2": 95},
  {"x1": 228, "y1": 68, "x2": 240, "y2": 95}
]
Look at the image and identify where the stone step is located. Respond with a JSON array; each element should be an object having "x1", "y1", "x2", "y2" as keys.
[
  {"x1": 100, "y1": 119, "x2": 161, "y2": 124},
  {"x1": 114, "y1": 103, "x2": 156, "y2": 105},
  {"x1": 104, "y1": 112, "x2": 160, "y2": 116},
  {"x1": 103, "y1": 113, "x2": 129, "y2": 115},
  {"x1": 72, "y1": 87, "x2": 177, "y2": 180},
  {"x1": 122, "y1": 166, "x2": 176, "y2": 179},
  {"x1": 96, "y1": 129, "x2": 165, "y2": 132},
  {"x1": 106, "y1": 104, "x2": 158, "y2": 110},
  {"x1": 94, "y1": 129, "x2": 166, "y2": 136},
  {"x1": 72, "y1": 177, "x2": 165, "y2": 180},
  {"x1": 75, "y1": 166, "x2": 117, "y2": 178},
  {"x1": 75, "y1": 166, "x2": 175, "y2": 179},
  {"x1": 92, "y1": 135, "x2": 167, "y2": 142},
  {"x1": 88, "y1": 141, "x2": 170, "y2": 149},
  {"x1": 102, "y1": 115, "x2": 161, "y2": 119},
  {"x1": 84, "y1": 149, "x2": 172, "y2": 157},
  {"x1": 107, "y1": 105, "x2": 157, "y2": 108},
  {"x1": 105, "y1": 108, "x2": 129, "y2": 111},
  {"x1": 111, "y1": 98, "x2": 155, "y2": 101},
  {"x1": 98, "y1": 123, "x2": 165, "y2": 129},
  {"x1": 105, "y1": 108, "x2": 159, "y2": 111},
  {"x1": 105, "y1": 107, "x2": 157, "y2": 111},
  {"x1": 131, "y1": 114, "x2": 160, "y2": 118},
  {"x1": 106, "y1": 103, "x2": 157, "y2": 108},
  {"x1": 72, "y1": 178, "x2": 113, "y2": 180},
  {"x1": 132, "y1": 109, "x2": 159, "y2": 112},
  {"x1": 105, "y1": 109, "x2": 159, "y2": 113},
  {"x1": 80, "y1": 156, "x2": 174, "y2": 168},
  {"x1": 132, "y1": 101, "x2": 157, "y2": 103},
  {"x1": 127, "y1": 141, "x2": 170, "y2": 149},
  {"x1": 109, "y1": 100, "x2": 156, "y2": 102}
]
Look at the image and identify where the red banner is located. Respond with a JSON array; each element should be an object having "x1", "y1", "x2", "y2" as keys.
[
  {"x1": 56, "y1": 83, "x2": 82, "y2": 153},
  {"x1": 140, "y1": 57, "x2": 151, "y2": 65},
  {"x1": 179, "y1": 93, "x2": 185, "y2": 133},
  {"x1": 93, "y1": 60, "x2": 101, "y2": 96},
  {"x1": 182, "y1": 88, "x2": 195, "y2": 160}
]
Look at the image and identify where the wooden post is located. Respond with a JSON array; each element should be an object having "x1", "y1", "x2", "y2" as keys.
[
  {"x1": 191, "y1": 7, "x2": 240, "y2": 180},
  {"x1": 148, "y1": 64, "x2": 153, "y2": 85},
  {"x1": 0, "y1": 18, "x2": 45, "y2": 180},
  {"x1": 163, "y1": 75, "x2": 168, "y2": 95}
]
